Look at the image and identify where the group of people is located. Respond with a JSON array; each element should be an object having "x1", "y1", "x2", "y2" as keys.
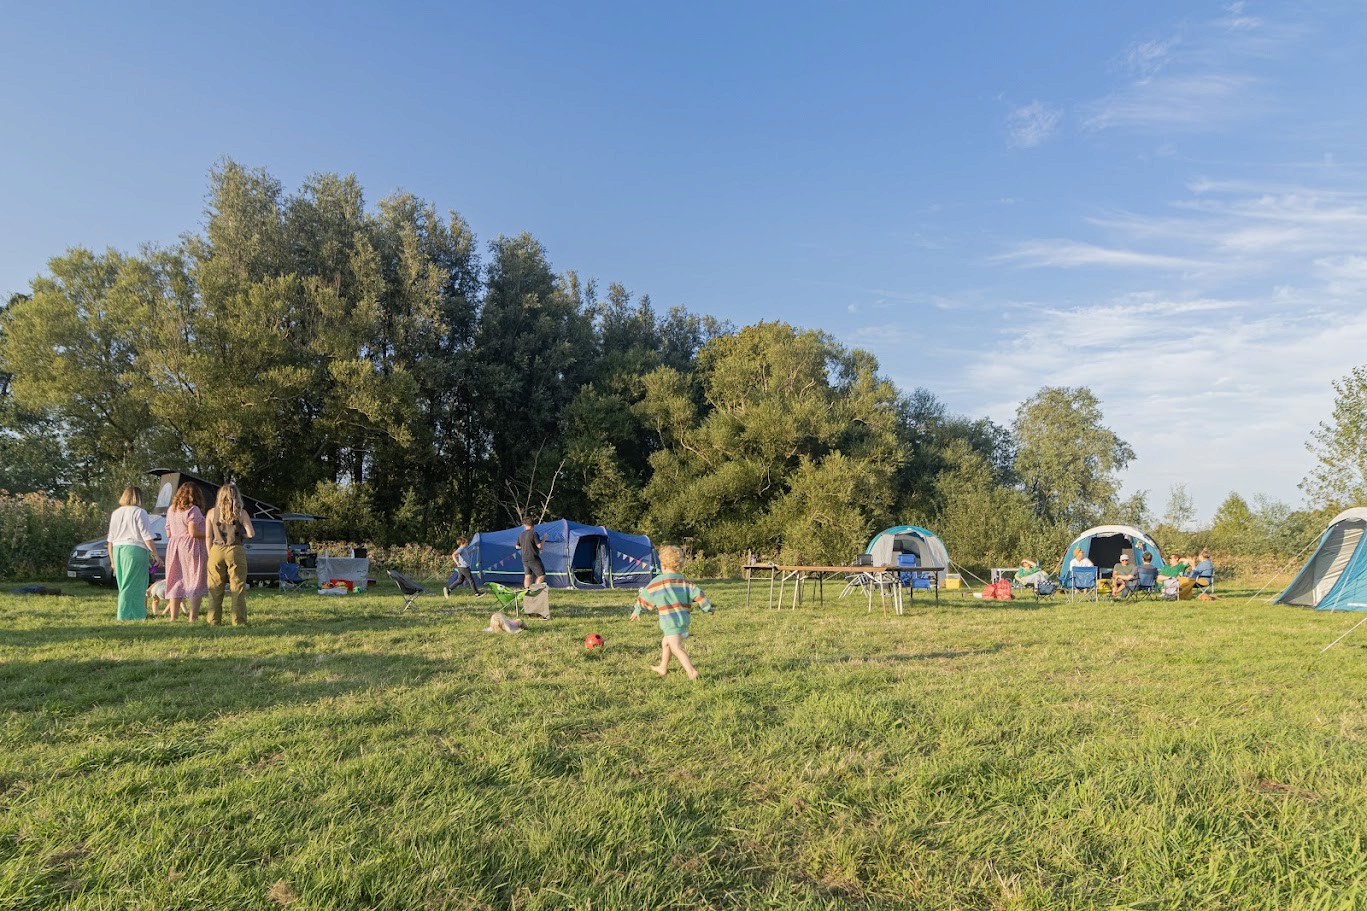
[
  {"x1": 1013, "y1": 547, "x2": 1215, "y2": 600},
  {"x1": 107, "y1": 482, "x2": 255, "y2": 624}
]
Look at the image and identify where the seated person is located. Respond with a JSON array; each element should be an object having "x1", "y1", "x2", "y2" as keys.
[
  {"x1": 1158, "y1": 554, "x2": 1191, "y2": 578},
  {"x1": 1178, "y1": 549, "x2": 1214, "y2": 598},
  {"x1": 1071, "y1": 547, "x2": 1093, "y2": 568},
  {"x1": 1014, "y1": 558, "x2": 1049, "y2": 591},
  {"x1": 1136, "y1": 552, "x2": 1160, "y2": 589},
  {"x1": 1111, "y1": 553, "x2": 1139, "y2": 596}
]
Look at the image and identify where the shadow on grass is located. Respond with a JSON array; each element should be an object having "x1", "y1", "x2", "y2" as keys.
[
  {"x1": 760, "y1": 644, "x2": 1006, "y2": 671},
  {"x1": 0, "y1": 650, "x2": 452, "y2": 720}
]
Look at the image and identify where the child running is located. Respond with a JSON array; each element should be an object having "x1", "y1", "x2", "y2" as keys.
[{"x1": 631, "y1": 545, "x2": 714, "y2": 680}]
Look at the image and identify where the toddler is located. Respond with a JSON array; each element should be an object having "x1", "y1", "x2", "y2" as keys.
[{"x1": 631, "y1": 545, "x2": 713, "y2": 679}]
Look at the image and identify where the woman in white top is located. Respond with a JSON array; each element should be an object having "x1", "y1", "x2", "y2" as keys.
[
  {"x1": 1071, "y1": 547, "x2": 1094, "y2": 568},
  {"x1": 106, "y1": 486, "x2": 159, "y2": 620}
]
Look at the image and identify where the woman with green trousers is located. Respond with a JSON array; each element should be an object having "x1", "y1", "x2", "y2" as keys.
[{"x1": 106, "y1": 486, "x2": 160, "y2": 620}]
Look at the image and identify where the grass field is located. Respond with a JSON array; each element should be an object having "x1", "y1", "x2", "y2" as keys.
[{"x1": 1, "y1": 577, "x2": 1364, "y2": 910}]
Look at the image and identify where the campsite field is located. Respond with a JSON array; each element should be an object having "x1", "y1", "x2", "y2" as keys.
[{"x1": 1, "y1": 580, "x2": 1364, "y2": 910}]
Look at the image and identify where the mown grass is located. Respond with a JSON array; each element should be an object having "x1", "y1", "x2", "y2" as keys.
[{"x1": 0, "y1": 578, "x2": 1363, "y2": 910}]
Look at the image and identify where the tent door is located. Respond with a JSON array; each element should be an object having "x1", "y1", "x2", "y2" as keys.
[{"x1": 571, "y1": 535, "x2": 607, "y2": 586}]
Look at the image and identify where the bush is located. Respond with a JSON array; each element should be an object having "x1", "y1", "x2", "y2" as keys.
[{"x1": 0, "y1": 491, "x2": 107, "y2": 580}]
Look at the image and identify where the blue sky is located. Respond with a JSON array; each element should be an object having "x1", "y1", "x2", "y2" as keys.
[{"x1": 4, "y1": 1, "x2": 1366, "y2": 522}]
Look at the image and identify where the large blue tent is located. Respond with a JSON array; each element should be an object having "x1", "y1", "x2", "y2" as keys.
[
  {"x1": 467, "y1": 520, "x2": 658, "y2": 590},
  {"x1": 1275, "y1": 507, "x2": 1367, "y2": 611}
]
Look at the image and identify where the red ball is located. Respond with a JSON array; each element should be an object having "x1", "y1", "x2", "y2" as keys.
[{"x1": 584, "y1": 633, "x2": 604, "y2": 650}]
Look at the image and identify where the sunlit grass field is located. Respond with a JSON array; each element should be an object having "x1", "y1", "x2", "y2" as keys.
[{"x1": 1, "y1": 577, "x2": 1364, "y2": 910}]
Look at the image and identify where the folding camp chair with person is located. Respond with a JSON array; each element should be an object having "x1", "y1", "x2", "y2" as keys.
[
  {"x1": 387, "y1": 569, "x2": 427, "y2": 612},
  {"x1": 485, "y1": 582, "x2": 551, "y2": 620},
  {"x1": 1135, "y1": 564, "x2": 1160, "y2": 599},
  {"x1": 1067, "y1": 565, "x2": 1099, "y2": 602}
]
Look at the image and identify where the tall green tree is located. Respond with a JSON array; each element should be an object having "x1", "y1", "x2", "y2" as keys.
[
  {"x1": 471, "y1": 234, "x2": 596, "y2": 525},
  {"x1": 637, "y1": 322, "x2": 902, "y2": 561},
  {"x1": 1013, "y1": 386, "x2": 1134, "y2": 529},
  {"x1": 1302, "y1": 365, "x2": 1367, "y2": 509}
]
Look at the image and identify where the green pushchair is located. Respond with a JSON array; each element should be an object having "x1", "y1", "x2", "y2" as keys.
[{"x1": 485, "y1": 582, "x2": 550, "y2": 620}]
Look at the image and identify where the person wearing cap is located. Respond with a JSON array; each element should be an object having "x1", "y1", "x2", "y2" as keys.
[{"x1": 1110, "y1": 553, "x2": 1139, "y2": 597}]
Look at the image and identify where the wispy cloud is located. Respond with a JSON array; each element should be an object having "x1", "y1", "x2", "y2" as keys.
[
  {"x1": 1083, "y1": 73, "x2": 1260, "y2": 131},
  {"x1": 991, "y1": 240, "x2": 1215, "y2": 272},
  {"x1": 1006, "y1": 101, "x2": 1062, "y2": 148},
  {"x1": 1082, "y1": 4, "x2": 1304, "y2": 135}
]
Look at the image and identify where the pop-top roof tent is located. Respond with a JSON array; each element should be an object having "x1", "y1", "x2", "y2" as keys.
[
  {"x1": 865, "y1": 525, "x2": 951, "y2": 585},
  {"x1": 1275, "y1": 507, "x2": 1367, "y2": 612},
  {"x1": 146, "y1": 468, "x2": 317, "y2": 521},
  {"x1": 467, "y1": 519, "x2": 657, "y2": 590},
  {"x1": 1060, "y1": 524, "x2": 1165, "y2": 578}
]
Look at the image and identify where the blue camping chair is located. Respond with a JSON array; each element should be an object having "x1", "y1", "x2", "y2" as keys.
[
  {"x1": 278, "y1": 562, "x2": 307, "y2": 591},
  {"x1": 1190, "y1": 564, "x2": 1215, "y2": 595},
  {"x1": 1068, "y1": 565, "x2": 1099, "y2": 601},
  {"x1": 897, "y1": 553, "x2": 934, "y2": 590},
  {"x1": 1135, "y1": 565, "x2": 1159, "y2": 599}
]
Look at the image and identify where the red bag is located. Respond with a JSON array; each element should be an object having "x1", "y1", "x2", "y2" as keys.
[
  {"x1": 994, "y1": 579, "x2": 1014, "y2": 600},
  {"x1": 981, "y1": 583, "x2": 997, "y2": 600}
]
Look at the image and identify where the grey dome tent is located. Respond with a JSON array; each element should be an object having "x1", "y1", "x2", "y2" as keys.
[{"x1": 865, "y1": 525, "x2": 951, "y2": 587}]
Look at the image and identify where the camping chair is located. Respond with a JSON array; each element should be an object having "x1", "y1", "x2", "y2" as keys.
[
  {"x1": 387, "y1": 569, "x2": 426, "y2": 612},
  {"x1": 1135, "y1": 565, "x2": 1160, "y2": 599},
  {"x1": 278, "y1": 562, "x2": 307, "y2": 591},
  {"x1": 1068, "y1": 565, "x2": 1099, "y2": 601},
  {"x1": 486, "y1": 582, "x2": 551, "y2": 620},
  {"x1": 1191, "y1": 566, "x2": 1215, "y2": 595}
]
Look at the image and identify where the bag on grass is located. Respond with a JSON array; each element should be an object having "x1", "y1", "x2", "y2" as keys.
[
  {"x1": 1036, "y1": 579, "x2": 1056, "y2": 596},
  {"x1": 993, "y1": 579, "x2": 1014, "y2": 600},
  {"x1": 981, "y1": 583, "x2": 997, "y2": 600},
  {"x1": 1161, "y1": 577, "x2": 1180, "y2": 600}
]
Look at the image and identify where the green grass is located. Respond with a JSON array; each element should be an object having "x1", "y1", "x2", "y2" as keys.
[{"x1": 1, "y1": 579, "x2": 1364, "y2": 910}]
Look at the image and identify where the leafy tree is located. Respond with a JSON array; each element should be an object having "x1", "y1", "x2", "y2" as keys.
[
  {"x1": 1161, "y1": 483, "x2": 1197, "y2": 530},
  {"x1": 1013, "y1": 386, "x2": 1134, "y2": 529},
  {"x1": 471, "y1": 234, "x2": 595, "y2": 524},
  {"x1": 1302, "y1": 365, "x2": 1367, "y2": 509},
  {"x1": 637, "y1": 322, "x2": 901, "y2": 561},
  {"x1": 932, "y1": 440, "x2": 1061, "y2": 572},
  {"x1": 0, "y1": 249, "x2": 185, "y2": 492}
]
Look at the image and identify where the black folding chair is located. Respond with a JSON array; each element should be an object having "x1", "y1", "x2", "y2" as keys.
[{"x1": 387, "y1": 569, "x2": 426, "y2": 612}]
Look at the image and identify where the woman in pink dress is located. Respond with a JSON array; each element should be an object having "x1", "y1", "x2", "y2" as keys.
[{"x1": 164, "y1": 482, "x2": 208, "y2": 621}]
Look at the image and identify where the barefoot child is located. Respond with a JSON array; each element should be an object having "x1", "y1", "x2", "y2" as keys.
[{"x1": 630, "y1": 545, "x2": 713, "y2": 680}]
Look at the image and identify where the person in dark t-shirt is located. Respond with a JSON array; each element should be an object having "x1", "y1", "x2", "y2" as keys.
[{"x1": 516, "y1": 518, "x2": 545, "y2": 588}]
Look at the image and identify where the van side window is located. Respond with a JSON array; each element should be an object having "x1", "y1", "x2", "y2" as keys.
[{"x1": 253, "y1": 523, "x2": 286, "y2": 545}]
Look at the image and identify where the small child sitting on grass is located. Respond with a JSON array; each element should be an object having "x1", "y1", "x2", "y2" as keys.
[{"x1": 630, "y1": 545, "x2": 713, "y2": 680}]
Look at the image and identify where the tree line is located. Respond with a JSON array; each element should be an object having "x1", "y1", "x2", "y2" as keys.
[{"x1": 2, "y1": 160, "x2": 1362, "y2": 569}]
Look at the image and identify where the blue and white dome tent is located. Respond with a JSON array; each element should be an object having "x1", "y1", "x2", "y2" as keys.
[
  {"x1": 1275, "y1": 507, "x2": 1367, "y2": 612},
  {"x1": 1059, "y1": 524, "x2": 1165, "y2": 583}
]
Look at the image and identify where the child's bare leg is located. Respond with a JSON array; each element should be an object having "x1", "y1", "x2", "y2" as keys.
[
  {"x1": 665, "y1": 634, "x2": 699, "y2": 680},
  {"x1": 651, "y1": 638, "x2": 669, "y2": 675},
  {"x1": 169, "y1": 597, "x2": 182, "y2": 621},
  {"x1": 188, "y1": 595, "x2": 202, "y2": 622}
]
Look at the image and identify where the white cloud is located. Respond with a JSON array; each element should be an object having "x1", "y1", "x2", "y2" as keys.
[
  {"x1": 1006, "y1": 101, "x2": 1062, "y2": 149},
  {"x1": 991, "y1": 240, "x2": 1216, "y2": 272},
  {"x1": 1083, "y1": 74, "x2": 1259, "y2": 132}
]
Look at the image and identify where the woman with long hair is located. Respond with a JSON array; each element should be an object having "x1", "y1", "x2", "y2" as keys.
[
  {"x1": 205, "y1": 482, "x2": 255, "y2": 625},
  {"x1": 164, "y1": 482, "x2": 209, "y2": 620},
  {"x1": 106, "y1": 486, "x2": 159, "y2": 620}
]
